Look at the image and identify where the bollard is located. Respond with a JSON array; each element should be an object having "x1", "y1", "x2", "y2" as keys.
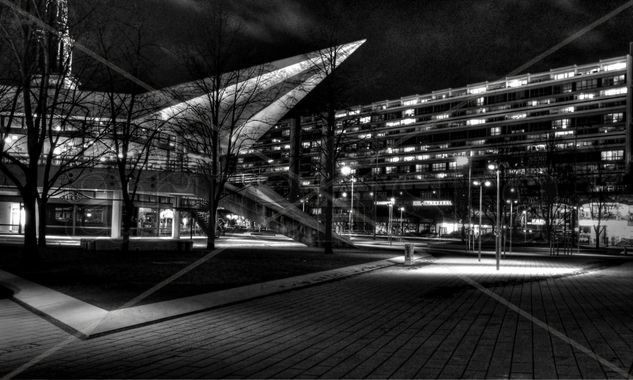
[{"x1": 404, "y1": 243, "x2": 414, "y2": 265}]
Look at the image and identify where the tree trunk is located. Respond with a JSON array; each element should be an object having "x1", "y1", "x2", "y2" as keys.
[
  {"x1": 594, "y1": 225, "x2": 601, "y2": 249},
  {"x1": 22, "y1": 194, "x2": 39, "y2": 262},
  {"x1": 322, "y1": 127, "x2": 334, "y2": 255},
  {"x1": 37, "y1": 198, "x2": 47, "y2": 251},
  {"x1": 122, "y1": 200, "x2": 134, "y2": 253},
  {"x1": 207, "y1": 180, "x2": 216, "y2": 250}
]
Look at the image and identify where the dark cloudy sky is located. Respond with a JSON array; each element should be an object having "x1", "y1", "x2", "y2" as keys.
[{"x1": 82, "y1": 0, "x2": 633, "y2": 106}]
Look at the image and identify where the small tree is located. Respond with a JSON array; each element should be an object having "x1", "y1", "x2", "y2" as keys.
[{"x1": 588, "y1": 166, "x2": 612, "y2": 248}]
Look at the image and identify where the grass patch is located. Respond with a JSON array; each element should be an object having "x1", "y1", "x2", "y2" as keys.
[{"x1": 0, "y1": 244, "x2": 395, "y2": 310}]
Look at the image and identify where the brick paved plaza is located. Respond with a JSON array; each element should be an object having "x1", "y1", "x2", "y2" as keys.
[{"x1": 2, "y1": 253, "x2": 633, "y2": 379}]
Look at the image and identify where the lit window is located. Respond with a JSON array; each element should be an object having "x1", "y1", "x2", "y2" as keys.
[
  {"x1": 415, "y1": 164, "x2": 425, "y2": 172},
  {"x1": 360, "y1": 116, "x2": 371, "y2": 124},
  {"x1": 577, "y1": 93, "x2": 595, "y2": 100},
  {"x1": 554, "y1": 130, "x2": 574, "y2": 137},
  {"x1": 510, "y1": 113, "x2": 527, "y2": 120},
  {"x1": 467, "y1": 118, "x2": 486, "y2": 126},
  {"x1": 404, "y1": 156, "x2": 415, "y2": 162},
  {"x1": 604, "y1": 62, "x2": 626, "y2": 71},
  {"x1": 553, "y1": 71, "x2": 574, "y2": 80},
  {"x1": 469, "y1": 86, "x2": 486, "y2": 94},
  {"x1": 601, "y1": 87, "x2": 627, "y2": 96},
  {"x1": 601, "y1": 150, "x2": 624, "y2": 161},
  {"x1": 561, "y1": 106, "x2": 575, "y2": 113},
  {"x1": 404, "y1": 146, "x2": 415, "y2": 152},
  {"x1": 552, "y1": 119, "x2": 570, "y2": 130},
  {"x1": 613, "y1": 74, "x2": 626, "y2": 85},
  {"x1": 476, "y1": 97, "x2": 484, "y2": 106},
  {"x1": 435, "y1": 114, "x2": 449, "y2": 120},
  {"x1": 528, "y1": 144, "x2": 546, "y2": 151},
  {"x1": 417, "y1": 154, "x2": 430, "y2": 160},
  {"x1": 490, "y1": 127, "x2": 501, "y2": 136},
  {"x1": 507, "y1": 78, "x2": 527, "y2": 88},
  {"x1": 403, "y1": 109, "x2": 415, "y2": 117},
  {"x1": 432, "y1": 163, "x2": 445, "y2": 171},
  {"x1": 385, "y1": 166, "x2": 396, "y2": 174},
  {"x1": 403, "y1": 99, "x2": 418, "y2": 106},
  {"x1": 605, "y1": 113, "x2": 624, "y2": 123}
]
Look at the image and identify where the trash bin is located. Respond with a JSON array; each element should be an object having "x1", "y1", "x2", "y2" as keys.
[{"x1": 404, "y1": 243, "x2": 414, "y2": 265}]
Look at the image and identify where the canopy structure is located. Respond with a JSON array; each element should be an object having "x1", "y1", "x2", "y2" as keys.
[{"x1": 147, "y1": 40, "x2": 366, "y2": 152}]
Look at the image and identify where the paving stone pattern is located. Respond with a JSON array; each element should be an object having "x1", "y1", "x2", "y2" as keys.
[{"x1": 1, "y1": 256, "x2": 633, "y2": 379}]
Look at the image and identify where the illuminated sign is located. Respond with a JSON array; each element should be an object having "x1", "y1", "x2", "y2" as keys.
[
  {"x1": 375, "y1": 201, "x2": 395, "y2": 205},
  {"x1": 413, "y1": 200, "x2": 453, "y2": 207}
]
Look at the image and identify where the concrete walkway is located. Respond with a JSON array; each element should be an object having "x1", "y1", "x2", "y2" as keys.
[
  {"x1": 2, "y1": 253, "x2": 633, "y2": 378},
  {"x1": 0, "y1": 251, "x2": 403, "y2": 338}
]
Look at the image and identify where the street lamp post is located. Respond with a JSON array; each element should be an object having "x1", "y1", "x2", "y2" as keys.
[
  {"x1": 488, "y1": 163, "x2": 501, "y2": 270},
  {"x1": 388, "y1": 197, "x2": 395, "y2": 245},
  {"x1": 507, "y1": 199, "x2": 517, "y2": 255},
  {"x1": 456, "y1": 155, "x2": 471, "y2": 251},
  {"x1": 399, "y1": 207, "x2": 405, "y2": 236},
  {"x1": 473, "y1": 180, "x2": 491, "y2": 262},
  {"x1": 341, "y1": 166, "x2": 354, "y2": 238},
  {"x1": 523, "y1": 210, "x2": 527, "y2": 244}
]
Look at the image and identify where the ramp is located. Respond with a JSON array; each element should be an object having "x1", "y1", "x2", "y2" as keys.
[{"x1": 220, "y1": 183, "x2": 354, "y2": 248}]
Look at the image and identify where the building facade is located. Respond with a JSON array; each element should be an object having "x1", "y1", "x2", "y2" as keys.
[
  {"x1": 0, "y1": 0, "x2": 365, "y2": 241},
  {"x1": 241, "y1": 55, "x2": 633, "y2": 245}
]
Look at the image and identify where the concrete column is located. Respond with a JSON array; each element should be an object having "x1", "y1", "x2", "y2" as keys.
[
  {"x1": 111, "y1": 191, "x2": 122, "y2": 239},
  {"x1": 72, "y1": 204, "x2": 77, "y2": 236},
  {"x1": 35, "y1": 201, "x2": 39, "y2": 238},
  {"x1": 288, "y1": 116, "x2": 301, "y2": 203},
  {"x1": 626, "y1": 49, "x2": 632, "y2": 170},
  {"x1": 172, "y1": 196, "x2": 181, "y2": 239}
]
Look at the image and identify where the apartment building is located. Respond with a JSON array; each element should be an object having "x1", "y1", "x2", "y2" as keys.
[{"x1": 241, "y1": 55, "x2": 633, "y2": 244}]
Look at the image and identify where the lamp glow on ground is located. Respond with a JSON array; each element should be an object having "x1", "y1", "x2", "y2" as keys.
[{"x1": 404, "y1": 257, "x2": 582, "y2": 277}]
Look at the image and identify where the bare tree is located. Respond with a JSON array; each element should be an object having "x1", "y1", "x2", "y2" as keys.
[
  {"x1": 587, "y1": 165, "x2": 613, "y2": 248},
  {"x1": 301, "y1": 30, "x2": 368, "y2": 253},
  {"x1": 88, "y1": 2, "x2": 169, "y2": 253},
  {"x1": 0, "y1": 0, "x2": 103, "y2": 259},
  {"x1": 174, "y1": 4, "x2": 282, "y2": 250}
]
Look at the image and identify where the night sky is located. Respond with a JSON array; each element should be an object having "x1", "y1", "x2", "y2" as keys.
[{"x1": 79, "y1": 0, "x2": 633, "y2": 107}]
